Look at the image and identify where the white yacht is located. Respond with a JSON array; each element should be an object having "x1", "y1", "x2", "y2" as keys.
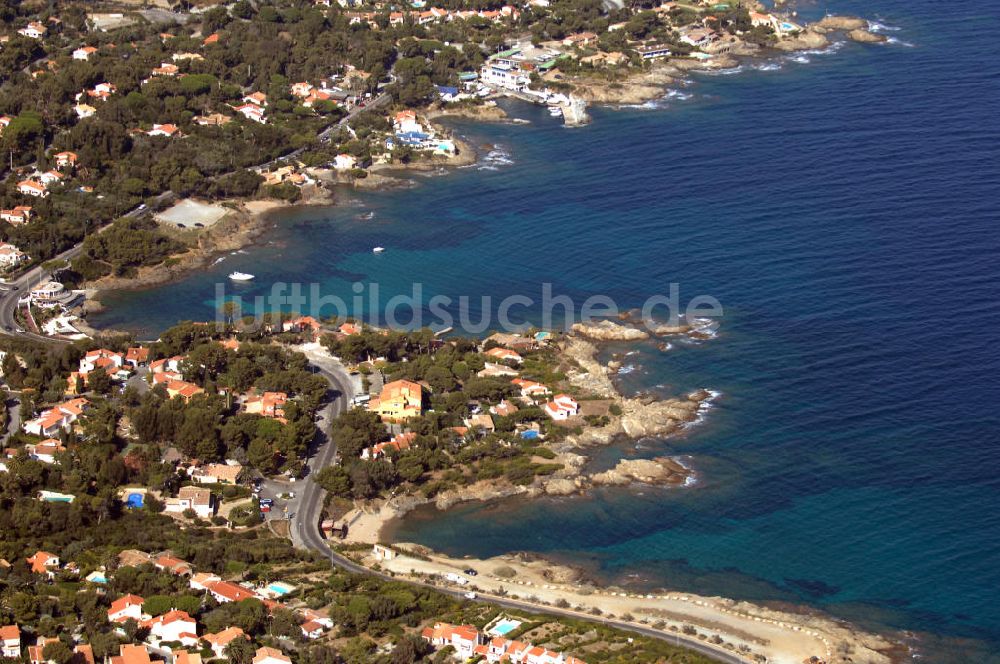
[{"x1": 228, "y1": 271, "x2": 255, "y2": 281}]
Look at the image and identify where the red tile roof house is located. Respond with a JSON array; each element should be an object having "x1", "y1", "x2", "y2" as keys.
[
  {"x1": 72, "y1": 46, "x2": 98, "y2": 61},
  {"x1": 300, "y1": 620, "x2": 327, "y2": 639},
  {"x1": 109, "y1": 644, "x2": 160, "y2": 664},
  {"x1": 281, "y1": 315, "x2": 321, "y2": 336},
  {"x1": 125, "y1": 346, "x2": 150, "y2": 367},
  {"x1": 27, "y1": 638, "x2": 58, "y2": 664},
  {"x1": 201, "y1": 627, "x2": 248, "y2": 659},
  {"x1": 543, "y1": 394, "x2": 580, "y2": 421},
  {"x1": 338, "y1": 321, "x2": 362, "y2": 335},
  {"x1": 154, "y1": 555, "x2": 193, "y2": 576},
  {"x1": 147, "y1": 124, "x2": 179, "y2": 138},
  {"x1": 189, "y1": 462, "x2": 244, "y2": 485},
  {"x1": 18, "y1": 22, "x2": 47, "y2": 39},
  {"x1": 142, "y1": 609, "x2": 199, "y2": 647},
  {"x1": 1, "y1": 625, "x2": 21, "y2": 658},
  {"x1": 17, "y1": 179, "x2": 48, "y2": 198},
  {"x1": 25, "y1": 438, "x2": 66, "y2": 464},
  {"x1": 54, "y1": 151, "x2": 78, "y2": 168},
  {"x1": 203, "y1": 580, "x2": 255, "y2": 604},
  {"x1": 511, "y1": 379, "x2": 551, "y2": 399},
  {"x1": 420, "y1": 623, "x2": 481, "y2": 660},
  {"x1": 107, "y1": 594, "x2": 146, "y2": 623},
  {"x1": 79, "y1": 348, "x2": 124, "y2": 374},
  {"x1": 233, "y1": 104, "x2": 266, "y2": 123},
  {"x1": 23, "y1": 398, "x2": 89, "y2": 437},
  {"x1": 361, "y1": 432, "x2": 416, "y2": 461},
  {"x1": 252, "y1": 648, "x2": 290, "y2": 664},
  {"x1": 242, "y1": 390, "x2": 288, "y2": 420},
  {"x1": 484, "y1": 347, "x2": 523, "y2": 364},
  {"x1": 0, "y1": 206, "x2": 33, "y2": 225}
]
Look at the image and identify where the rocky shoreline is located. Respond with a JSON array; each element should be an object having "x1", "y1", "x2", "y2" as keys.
[
  {"x1": 563, "y1": 14, "x2": 887, "y2": 108},
  {"x1": 342, "y1": 329, "x2": 715, "y2": 546}
]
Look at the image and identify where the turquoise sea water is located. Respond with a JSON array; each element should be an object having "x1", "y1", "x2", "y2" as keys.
[{"x1": 92, "y1": 0, "x2": 1000, "y2": 659}]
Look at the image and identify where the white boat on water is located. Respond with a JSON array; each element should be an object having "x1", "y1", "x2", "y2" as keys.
[
  {"x1": 372, "y1": 247, "x2": 385, "y2": 253},
  {"x1": 229, "y1": 271, "x2": 255, "y2": 281}
]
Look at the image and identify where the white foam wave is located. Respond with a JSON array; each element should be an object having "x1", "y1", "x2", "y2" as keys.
[
  {"x1": 886, "y1": 37, "x2": 915, "y2": 47},
  {"x1": 617, "y1": 364, "x2": 637, "y2": 375},
  {"x1": 754, "y1": 62, "x2": 782, "y2": 72},
  {"x1": 701, "y1": 65, "x2": 745, "y2": 76},
  {"x1": 867, "y1": 20, "x2": 901, "y2": 33},
  {"x1": 684, "y1": 390, "x2": 722, "y2": 429},
  {"x1": 212, "y1": 256, "x2": 226, "y2": 266},
  {"x1": 477, "y1": 147, "x2": 514, "y2": 171}
]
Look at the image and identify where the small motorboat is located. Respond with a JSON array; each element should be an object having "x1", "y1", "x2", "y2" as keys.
[
  {"x1": 372, "y1": 247, "x2": 385, "y2": 253},
  {"x1": 228, "y1": 271, "x2": 255, "y2": 281}
]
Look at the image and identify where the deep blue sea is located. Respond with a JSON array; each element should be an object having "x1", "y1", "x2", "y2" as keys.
[{"x1": 92, "y1": 0, "x2": 1000, "y2": 659}]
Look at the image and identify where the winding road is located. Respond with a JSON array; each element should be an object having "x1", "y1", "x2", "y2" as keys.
[{"x1": 291, "y1": 347, "x2": 744, "y2": 664}]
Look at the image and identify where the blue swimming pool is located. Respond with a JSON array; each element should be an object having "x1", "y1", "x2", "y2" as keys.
[{"x1": 490, "y1": 619, "x2": 522, "y2": 636}]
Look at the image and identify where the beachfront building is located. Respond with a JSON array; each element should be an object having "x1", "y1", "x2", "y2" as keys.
[
  {"x1": 334, "y1": 154, "x2": 357, "y2": 170},
  {"x1": 368, "y1": 380, "x2": 424, "y2": 422},
  {"x1": 637, "y1": 44, "x2": 672, "y2": 60}
]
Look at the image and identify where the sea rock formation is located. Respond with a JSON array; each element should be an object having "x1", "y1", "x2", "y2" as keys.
[
  {"x1": 571, "y1": 320, "x2": 649, "y2": 341},
  {"x1": 814, "y1": 15, "x2": 869, "y2": 31},
  {"x1": 590, "y1": 457, "x2": 691, "y2": 486},
  {"x1": 773, "y1": 29, "x2": 829, "y2": 51},
  {"x1": 848, "y1": 28, "x2": 888, "y2": 43}
]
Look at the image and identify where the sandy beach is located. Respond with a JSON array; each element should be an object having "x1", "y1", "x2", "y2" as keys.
[{"x1": 345, "y1": 542, "x2": 900, "y2": 664}]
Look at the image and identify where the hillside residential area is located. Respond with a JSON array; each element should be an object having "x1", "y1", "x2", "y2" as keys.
[
  {"x1": 0, "y1": 0, "x2": 866, "y2": 663},
  {"x1": 0, "y1": 309, "x2": 733, "y2": 664}
]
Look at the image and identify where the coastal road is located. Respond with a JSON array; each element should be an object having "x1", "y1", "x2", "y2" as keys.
[
  {"x1": 0, "y1": 203, "x2": 147, "y2": 345},
  {"x1": 289, "y1": 349, "x2": 743, "y2": 664},
  {"x1": 288, "y1": 344, "x2": 358, "y2": 550}
]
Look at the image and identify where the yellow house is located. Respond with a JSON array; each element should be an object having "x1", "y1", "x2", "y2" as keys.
[{"x1": 369, "y1": 380, "x2": 423, "y2": 422}]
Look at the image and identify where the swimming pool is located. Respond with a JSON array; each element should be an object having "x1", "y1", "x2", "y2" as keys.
[
  {"x1": 267, "y1": 582, "x2": 295, "y2": 595},
  {"x1": 520, "y1": 430, "x2": 539, "y2": 440},
  {"x1": 489, "y1": 618, "x2": 522, "y2": 636}
]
